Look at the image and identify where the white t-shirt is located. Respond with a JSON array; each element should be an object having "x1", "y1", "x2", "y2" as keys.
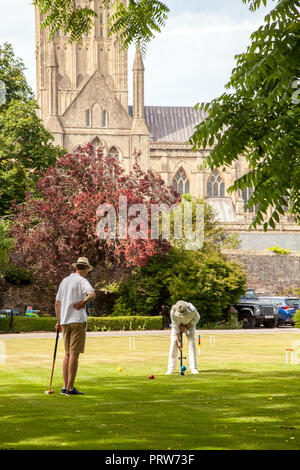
[{"x1": 56, "y1": 273, "x2": 94, "y2": 325}]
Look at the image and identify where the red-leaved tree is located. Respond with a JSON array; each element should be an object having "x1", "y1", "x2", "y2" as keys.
[{"x1": 10, "y1": 144, "x2": 181, "y2": 287}]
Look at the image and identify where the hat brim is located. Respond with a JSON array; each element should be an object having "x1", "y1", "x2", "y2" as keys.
[{"x1": 72, "y1": 263, "x2": 93, "y2": 272}]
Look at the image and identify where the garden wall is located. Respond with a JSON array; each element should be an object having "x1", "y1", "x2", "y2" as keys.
[
  {"x1": 1, "y1": 251, "x2": 299, "y2": 314},
  {"x1": 223, "y1": 250, "x2": 300, "y2": 296},
  {"x1": 0, "y1": 263, "x2": 126, "y2": 315}
]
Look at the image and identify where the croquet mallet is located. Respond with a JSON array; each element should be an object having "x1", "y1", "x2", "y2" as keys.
[
  {"x1": 45, "y1": 329, "x2": 60, "y2": 395},
  {"x1": 178, "y1": 331, "x2": 187, "y2": 376}
]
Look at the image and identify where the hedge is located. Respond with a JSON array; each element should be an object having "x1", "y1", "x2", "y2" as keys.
[
  {"x1": 294, "y1": 309, "x2": 300, "y2": 328},
  {"x1": 0, "y1": 316, "x2": 163, "y2": 333}
]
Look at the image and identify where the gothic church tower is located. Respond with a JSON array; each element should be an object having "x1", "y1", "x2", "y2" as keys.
[{"x1": 35, "y1": 0, "x2": 149, "y2": 170}]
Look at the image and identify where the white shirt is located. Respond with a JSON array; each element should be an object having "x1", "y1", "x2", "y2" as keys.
[
  {"x1": 56, "y1": 273, "x2": 94, "y2": 325},
  {"x1": 170, "y1": 303, "x2": 200, "y2": 334}
]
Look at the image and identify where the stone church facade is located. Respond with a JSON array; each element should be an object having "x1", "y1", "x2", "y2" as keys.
[{"x1": 35, "y1": 0, "x2": 300, "y2": 250}]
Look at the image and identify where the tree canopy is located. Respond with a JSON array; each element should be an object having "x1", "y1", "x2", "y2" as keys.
[
  {"x1": 35, "y1": 0, "x2": 300, "y2": 229},
  {"x1": 191, "y1": 0, "x2": 300, "y2": 229},
  {"x1": 34, "y1": 0, "x2": 170, "y2": 53},
  {"x1": 0, "y1": 43, "x2": 65, "y2": 216},
  {"x1": 10, "y1": 144, "x2": 180, "y2": 288}
]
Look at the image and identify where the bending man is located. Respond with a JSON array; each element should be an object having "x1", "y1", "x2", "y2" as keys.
[{"x1": 166, "y1": 300, "x2": 200, "y2": 375}]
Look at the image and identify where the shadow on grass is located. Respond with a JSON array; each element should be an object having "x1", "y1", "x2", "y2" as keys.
[{"x1": 1, "y1": 368, "x2": 300, "y2": 450}]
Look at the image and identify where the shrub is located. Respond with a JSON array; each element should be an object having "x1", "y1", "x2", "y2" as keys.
[
  {"x1": 0, "y1": 316, "x2": 56, "y2": 333},
  {"x1": 294, "y1": 310, "x2": 300, "y2": 328},
  {"x1": 0, "y1": 220, "x2": 14, "y2": 275},
  {"x1": 0, "y1": 315, "x2": 162, "y2": 333},
  {"x1": 4, "y1": 264, "x2": 33, "y2": 285},
  {"x1": 113, "y1": 247, "x2": 247, "y2": 323},
  {"x1": 87, "y1": 316, "x2": 162, "y2": 332},
  {"x1": 267, "y1": 246, "x2": 291, "y2": 255}
]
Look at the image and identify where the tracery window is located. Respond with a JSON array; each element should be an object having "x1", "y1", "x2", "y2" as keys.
[
  {"x1": 207, "y1": 170, "x2": 225, "y2": 198},
  {"x1": 242, "y1": 187, "x2": 258, "y2": 214},
  {"x1": 108, "y1": 147, "x2": 119, "y2": 160},
  {"x1": 91, "y1": 137, "x2": 105, "y2": 150},
  {"x1": 173, "y1": 168, "x2": 190, "y2": 195}
]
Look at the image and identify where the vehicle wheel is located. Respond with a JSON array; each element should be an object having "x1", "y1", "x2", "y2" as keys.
[
  {"x1": 241, "y1": 313, "x2": 256, "y2": 329},
  {"x1": 263, "y1": 318, "x2": 278, "y2": 328}
]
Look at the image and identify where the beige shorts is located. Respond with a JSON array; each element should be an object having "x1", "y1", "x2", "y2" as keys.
[{"x1": 62, "y1": 322, "x2": 86, "y2": 354}]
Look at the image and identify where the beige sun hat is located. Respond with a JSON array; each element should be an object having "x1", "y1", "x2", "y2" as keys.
[
  {"x1": 173, "y1": 300, "x2": 194, "y2": 324},
  {"x1": 72, "y1": 257, "x2": 93, "y2": 272}
]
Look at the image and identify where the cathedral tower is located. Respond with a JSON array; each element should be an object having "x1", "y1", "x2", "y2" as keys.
[
  {"x1": 35, "y1": 0, "x2": 150, "y2": 170},
  {"x1": 35, "y1": 0, "x2": 128, "y2": 120}
]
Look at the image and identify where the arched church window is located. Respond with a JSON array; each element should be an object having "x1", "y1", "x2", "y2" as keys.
[
  {"x1": 108, "y1": 147, "x2": 119, "y2": 160},
  {"x1": 91, "y1": 137, "x2": 105, "y2": 150},
  {"x1": 242, "y1": 187, "x2": 258, "y2": 214},
  {"x1": 173, "y1": 168, "x2": 190, "y2": 195},
  {"x1": 103, "y1": 110, "x2": 108, "y2": 128},
  {"x1": 207, "y1": 170, "x2": 225, "y2": 198},
  {"x1": 86, "y1": 110, "x2": 91, "y2": 127}
]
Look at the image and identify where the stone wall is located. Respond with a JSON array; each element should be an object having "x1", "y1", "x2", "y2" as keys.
[
  {"x1": 0, "y1": 263, "x2": 129, "y2": 316},
  {"x1": 223, "y1": 250, "x2": 300, "y2": 296},
  {"x1": 1, "y1": 251, "x2": 299, "y2": 315},
  {"x1": 0, "y1": 278, "x2": 56, "y2": 315}
]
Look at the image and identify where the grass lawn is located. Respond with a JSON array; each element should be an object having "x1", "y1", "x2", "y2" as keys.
[{"x1": 0, "y1": 329, "x2": 300, "y2": 450}]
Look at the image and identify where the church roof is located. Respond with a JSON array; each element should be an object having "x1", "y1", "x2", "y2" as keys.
[{"x1": 128, "y1": 106, "x2": 208, "y2": 142}]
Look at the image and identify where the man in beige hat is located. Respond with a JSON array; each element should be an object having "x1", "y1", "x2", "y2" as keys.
[
  {"x1": 166, "y1": 300, "x2": 200, "y2": 375},
  {"x1": 55, "y1": 257, "x2": 95, "y2": 395}
]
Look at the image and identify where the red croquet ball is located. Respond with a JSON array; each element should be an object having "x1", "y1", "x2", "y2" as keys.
[{"x1": 148, "y1": 374, "x2": 155, "y2": 379}]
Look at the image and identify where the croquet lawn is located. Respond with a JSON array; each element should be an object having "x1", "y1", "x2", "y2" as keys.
[{"x1": 1, "y1": 330, "x2": 300, "y2": 450}]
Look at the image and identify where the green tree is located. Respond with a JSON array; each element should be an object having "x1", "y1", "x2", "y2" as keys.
[
  {"x1": 113, "y1": 201, "x2": 245, "y2": 321},
  {"x1": 35, "y1": 0, "x2": 300, "y2": 228},
  {"x1": 0, "y1": 219, "x2": 14, "y2": 274},
  {"x1": 190, "y1": 0, "x2": 300, "y2": 229},
  {"x1": 0, "y1": 43, "x2": 64, "y2": 215},
  {"x1": 170, "y1": 194, "x2": 240, "y2": 250},
  {"x1": 113, "y1": 247, "x2": 247, "y2": 323}
]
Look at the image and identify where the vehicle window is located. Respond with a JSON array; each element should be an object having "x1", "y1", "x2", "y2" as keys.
[
  {"x1": 285, "y1": 299, "x2": 300, "y2": 308},
  {"x1": 244, "y1": 290, "x2": 258, "y2": 299},
  {"x1": 260, "y1": 298, "x2": 282, "y2": 306}
]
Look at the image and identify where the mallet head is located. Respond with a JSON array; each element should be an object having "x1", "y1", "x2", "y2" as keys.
[{"x1": 44, "y1": 390, "x2": 55, "y2": 395}]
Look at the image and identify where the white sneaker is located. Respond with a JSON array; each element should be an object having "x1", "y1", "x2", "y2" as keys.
[
  {"x1": 165, "y1": 370, "x2": 175, "y2": 375},
  {"x1": 191, "y1": 369, "x2": 199, "y2": 374}
]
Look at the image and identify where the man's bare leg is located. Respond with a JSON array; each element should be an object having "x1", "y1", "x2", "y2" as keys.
[
  {"x1": 63, "y1": 353, "x2": 69, "y2": 389},
  {"x1": 67, "y1": 353, "x2": 79, "y2": 390}
]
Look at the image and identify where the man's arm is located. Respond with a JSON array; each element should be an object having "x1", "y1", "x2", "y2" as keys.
[
  {"x1": 187, "y1": 305, "x2": 200, "y2": 329},
  {"x1": 55, "y1": 300, "x2": 62, "y2": 332},
  {"x1": 74, "y1": 290, "x2": 96, "y2": 310},
  {"x1": 176, "y1": 332, "x2": 183, "y2": 350}
]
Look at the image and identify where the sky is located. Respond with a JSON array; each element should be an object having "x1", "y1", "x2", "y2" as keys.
[{"x1": 0, "y1": 0, "x2": 273, "y2": 106}]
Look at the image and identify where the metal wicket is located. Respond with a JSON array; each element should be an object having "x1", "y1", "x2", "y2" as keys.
[
  {"x1": 129, "y1": 336, "x2": 136, "y2": 351},
  {"x1": 286, "y1": 348, "x2": 294, "y2": 365}
]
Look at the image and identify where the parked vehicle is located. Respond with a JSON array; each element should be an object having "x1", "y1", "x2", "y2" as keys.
[
  {"x1": 0, "y1": 308, "x2": 20, "y2": 317},
  {"x1": 234, "y1": 288, "x2": 279, "y2": 329},
  {"x1": 259, "y1": 297, "x2": 300, "y2": 326}
]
